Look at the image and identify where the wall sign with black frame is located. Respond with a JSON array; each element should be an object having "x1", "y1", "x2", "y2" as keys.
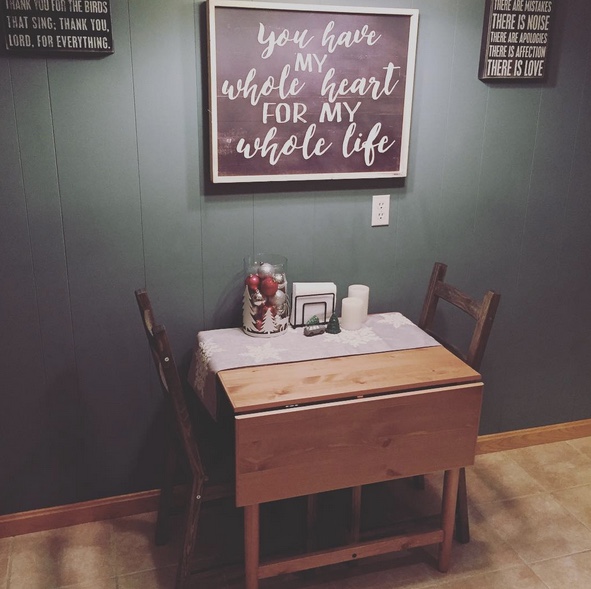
[
  {"x1": 207, "y1": 0, "x2": 419, "y2": 184},
  {"x1": 1, "y1": 0, "x2": 113, "y2": 55},
  {"x1": 479, "y1": 0, "x2": 554, "y2": 81}
]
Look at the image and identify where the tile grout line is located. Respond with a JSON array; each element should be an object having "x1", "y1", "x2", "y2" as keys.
[
  {"x1": 5, "y1": 537, "x2": 13, "y2": 589},
  {"x1": 110, "y1": 520, "x2": 119, "y2": 589},
  {"x1": 528, "y1": 547, "x2": 591, "y2": 567}
]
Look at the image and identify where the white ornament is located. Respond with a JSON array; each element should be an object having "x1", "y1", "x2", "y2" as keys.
[
  {"x1": 258, "y1": 262, "x2": 274, "y2": 278},
  {"x1": 271, "y1": 290, "x2": 286, "y2": 306}
]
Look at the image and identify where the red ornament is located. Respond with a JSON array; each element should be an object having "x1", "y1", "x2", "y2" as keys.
[
  {"x1": 245, "y1": 274, "x2": 260, "y2": 290},
  {"x1": 260, "y1": 276, "x2": 278, "y2": 297},
  {"x1": 255, "y1": 319, "x2": 264, "y2": 331}
]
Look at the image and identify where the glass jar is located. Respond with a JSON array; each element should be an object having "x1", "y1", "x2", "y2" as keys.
[{"x1": 243, "y1": 254, "x2": 289, "y2": 337}]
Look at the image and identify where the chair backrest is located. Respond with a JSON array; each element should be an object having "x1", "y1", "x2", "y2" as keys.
[
  {"x1": 135, "y1": 288, "x2": 204, "y2": 479},
  {"x1": 418, "y1": 263, "x2": 501, "y2": 371}
]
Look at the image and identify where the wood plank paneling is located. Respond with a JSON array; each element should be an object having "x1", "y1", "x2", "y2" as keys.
[
  {"x1": 472, "y1": 82, "x2": 541, "y2": 432},
  {"x1": 2, "y1": 0, "x2": 591, "y2": 514},
  {"x1": 0, "y1": 60, "x2": 63, "y2": 514},
  {"x1": 436, "y1": 0, "x2": 488, "y2": 278},
  {"x1": 498, "y1": 0, "x2": 591, "y2": 432},
  {"x1": 200, "y1": 191, "x2": 255, "y2": 330},
  {"x1": 9, "y1": 59, "x2": 80, "y2": 511},
  {"x1": 395, "y1": 0, "x2": 461, "y2": 319},
  {"x1": 129, "y1": 0, "x2": 206, "y2": 362},
  {"x1": 561, "y1": 29, "x2": 591, "y2": 423},
  {"x1": 252, "y1": 190, "x2": 317, "y2": 285},
  {"x1": 42, "y1": 1, "x2": 152, "y2": 501}
]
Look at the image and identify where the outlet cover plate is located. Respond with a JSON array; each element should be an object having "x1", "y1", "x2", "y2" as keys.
[{"x1": 371, "y1": 194, "x2": 390, "y2": 226}]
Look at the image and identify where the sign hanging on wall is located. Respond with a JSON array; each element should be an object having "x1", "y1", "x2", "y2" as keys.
[
  {"x1": 207, "y1": 0, "x2": 419, "y2": 183},
  {"x1": 479, "y1": 0, "x2": 554, "y2": 80},
  {"x1": 1, "y1": 0, "x2": 113, "y2": 54}
]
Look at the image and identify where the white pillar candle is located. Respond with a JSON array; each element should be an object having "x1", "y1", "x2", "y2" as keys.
[
  {"x1": 347, "y1": 284, "x2": 370, "y2": 322},
  {"x1": 340, "y1": 297, "x2": 364, "y2": 330}
]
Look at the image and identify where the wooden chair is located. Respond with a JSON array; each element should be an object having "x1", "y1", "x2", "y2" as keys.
[
  {"x1": 416, "y1": 262, "x2": 501, "y2": 542},
  {"x1": 135, "y1": 289, "x2": 234, "y2": 589},
  {"x1": 346, "y1": 263, "x2": 500, "y2": 546}
]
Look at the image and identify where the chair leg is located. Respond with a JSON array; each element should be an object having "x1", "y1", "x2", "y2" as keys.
[
  {"x1": 454, "y1": 467, "x2": 470, "y2": 543},
  {"x1": 175, "y1": 477, "x2": 204, "y2": 589},
  {"x1": 306, "y1": 494, "x2": 318, "y2": 551},
  {"x1": 349, "y1": 486, "x2": 362, "y2": 544},
  {"x1": 155, "y1": 436, "x2": 178, "y2": 546}
]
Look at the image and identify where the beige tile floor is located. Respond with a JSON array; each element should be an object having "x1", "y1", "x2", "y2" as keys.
[{"x1": 2, "y1": 436, "x2": 591, "y2": 589}]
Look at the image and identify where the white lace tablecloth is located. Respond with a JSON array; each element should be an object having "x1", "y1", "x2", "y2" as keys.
[{"x1": 188, "y1": 312, "x2": 440, "y2": 419}]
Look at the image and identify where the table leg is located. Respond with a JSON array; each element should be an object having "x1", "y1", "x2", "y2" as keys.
[
  {"x1": 438, "y1": 468, "x2": 460, "y2": 573},
  {"x1": 244, "y1": 504, "x2": 260, "y2": 589}
]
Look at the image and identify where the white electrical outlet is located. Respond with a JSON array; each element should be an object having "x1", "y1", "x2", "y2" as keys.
[{"x1": 371, "y1": 194, "x2": 390, "y2": 226}]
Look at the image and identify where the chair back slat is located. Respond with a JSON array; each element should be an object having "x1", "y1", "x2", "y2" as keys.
[
  {"x1": 418, "y1": 263, "x2": 500, "y2": 371},
  {"x1": 433, "y1": 282, "x2": 483, "y2": 319}
]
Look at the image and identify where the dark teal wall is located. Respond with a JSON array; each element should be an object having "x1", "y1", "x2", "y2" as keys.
[{"x1": 1, "y1": 0, "x2": 590, "y2": 514}]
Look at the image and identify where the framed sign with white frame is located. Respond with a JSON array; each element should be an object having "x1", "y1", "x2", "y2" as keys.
[{"x1": 207, "y1": 0, "x2": 419, "y2": 183}]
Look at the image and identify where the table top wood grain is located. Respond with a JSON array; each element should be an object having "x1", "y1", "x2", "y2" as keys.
[{"x1": 219, "y1": 345, "x2": 481, "y2": 414}]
